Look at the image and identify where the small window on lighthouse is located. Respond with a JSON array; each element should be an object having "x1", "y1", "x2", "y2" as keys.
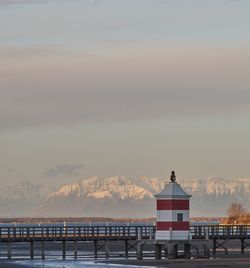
[{"x1": 177, "y1": 213, "x2": 183, "y2": 222}]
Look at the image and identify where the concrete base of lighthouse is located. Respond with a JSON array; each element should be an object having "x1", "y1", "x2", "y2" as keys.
[
  {"x1": 155, "y1": 230, "x2": 190, "y2": 240},
  {"x1": 135, "y1": 239, "x2": 210, "y2": 260}
]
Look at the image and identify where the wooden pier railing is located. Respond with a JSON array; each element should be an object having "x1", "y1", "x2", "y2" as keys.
[
  {"x1": 0, "y1": 225, "x2": 250, "y2": 242},
  {"x1": 0, "y1": 225, "x2": 154, "y2": 242},
  {"x1": 192, "y1": 225, "x2": 250, "y2": 239},
  {"x1": 1, "y1": 225, "x2": 250, "y2": 259}
]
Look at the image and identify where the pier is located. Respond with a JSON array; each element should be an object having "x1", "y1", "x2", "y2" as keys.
[{"x1": 0, "y1": 225, "x2": 250, "y2": 260}]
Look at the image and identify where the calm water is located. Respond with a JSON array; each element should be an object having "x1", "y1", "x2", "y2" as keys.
[{"x1": 10, "y1": 259, "x2": 152, "y2": 268}]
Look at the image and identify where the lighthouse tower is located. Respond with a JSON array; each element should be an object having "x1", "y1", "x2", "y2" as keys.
[{"x1": 155, "y1": 171, "x2": 191, "y2": 240}]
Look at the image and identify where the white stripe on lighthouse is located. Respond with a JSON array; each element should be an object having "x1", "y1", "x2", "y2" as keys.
[
  {"x1": 155, "y1": 230, "x2": 190, "y2": 240},
  {"x1": 157, "y1": 210, "x2": 189, "y2": 222}
]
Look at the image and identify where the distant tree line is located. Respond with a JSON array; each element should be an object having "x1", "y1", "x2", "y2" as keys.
[{"x1": 223, "y1": 203, "x2": 250, "y2": 224}]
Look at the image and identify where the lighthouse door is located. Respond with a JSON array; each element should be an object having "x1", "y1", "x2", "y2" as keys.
[{"x1": 177, "y1": 213, "x2": 183, "y2": 222}]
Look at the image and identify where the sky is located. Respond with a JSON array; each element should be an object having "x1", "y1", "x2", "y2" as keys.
[{"x1": 0, "y1": 0, "x2": 250, "y2": 188}]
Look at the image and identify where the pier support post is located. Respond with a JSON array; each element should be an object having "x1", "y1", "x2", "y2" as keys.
[
  {"x1": 125, "y1": 240, "x2": 129, "y2": 259},
  {"x1": 62, "y1": 240, "x2": 66, "y2": 260},
  {"x1": 164, "y1": 246, "x2": 168, "y2": 259},
  {"x1": 241, "y1": 239, "x2": 245, "y2": 254},
  {"x1": 41, "y1": 241, "x2": 45, "y2": 259},
  {"x1": 104, "y1": 242, "x2": 109, "y2": 259},
  {"x1": 213, "y1": 239, "x2": 216, "y2": 255},
  {"x1": 168, "y1": 243, "x2": 178, "y2": 259},
  {"x1": 204, "y1": 241, "x2": 210, "y2": 258},
  {"x1": 74, "y1": 240, "x2": 78, "y2": 260},
  {"x1": 7, "y1": 241, "x2": 12, "y2": 260},
  {"x1": 136, "y1": 242, "x2": 143, "y2": 260},
  {"x1": 155, "y1": 243, "x2": 162, "y2": 260},
  {"x1": 184, "y1": 243, "x2": 191, "y2": 259},
  {"x1": 30, "y1": 241, "x2": 34, "y2": 259},
  {"x1": 94, "y1": 240, "x2": 98, "y2": 259}
]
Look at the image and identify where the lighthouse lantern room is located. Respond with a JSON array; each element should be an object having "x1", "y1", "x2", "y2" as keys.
[{"x1": 154, "y1": 171, "x2": 192, "y2": 240}]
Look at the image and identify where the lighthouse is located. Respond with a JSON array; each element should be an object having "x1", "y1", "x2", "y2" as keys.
[{"x1": 155, "y1": 171, "x2": 191, "y2": 240}]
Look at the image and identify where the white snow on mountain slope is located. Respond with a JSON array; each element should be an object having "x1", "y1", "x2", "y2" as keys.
[{"x1": 49, "y1": 176, "x2": 154, "y2": 200}]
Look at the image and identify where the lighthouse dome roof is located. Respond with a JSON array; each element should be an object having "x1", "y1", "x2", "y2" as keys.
[{"x1": 154, "y1": 181, "x2": 191, "y2": 199}]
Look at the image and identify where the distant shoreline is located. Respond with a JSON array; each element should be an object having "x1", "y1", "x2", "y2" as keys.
[{"x1": 0, "y1": 217, "x2": 223, "y2": 224}]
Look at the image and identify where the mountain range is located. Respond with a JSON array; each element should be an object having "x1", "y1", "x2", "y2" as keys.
[{"x1": 1, "y1": 176, "x2": 250, "y2": 217}]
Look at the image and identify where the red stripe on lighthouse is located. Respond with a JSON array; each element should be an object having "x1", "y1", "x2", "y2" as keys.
[
  {"x1": 157, "y1": 221, "x2": 189, "y2": 230},
  {"x1": 157, "y1": 200, "x2": 189, "y2": 210}
]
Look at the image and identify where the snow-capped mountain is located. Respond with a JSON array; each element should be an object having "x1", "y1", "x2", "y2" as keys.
[
  {"x1": 51, "y1": 176, "x2": 155, "y2": 200},
  {"x1": 31, "y1": 176, "x2": 250, "y2": 217},
  {"x1": 31, "y1": 176, "x2": 158, "y2": 217},
  {"x1": 1, "y1": 176, "x2": 250, "y2": 217}
]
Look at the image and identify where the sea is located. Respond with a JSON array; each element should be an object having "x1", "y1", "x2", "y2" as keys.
[{"x1": 2, "y1": 259, "x2": 151, "y2": 268}]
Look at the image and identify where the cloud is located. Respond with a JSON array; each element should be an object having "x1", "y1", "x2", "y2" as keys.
[{"x1": 45, "y1": 164, "x2": 84, "y2": 178}]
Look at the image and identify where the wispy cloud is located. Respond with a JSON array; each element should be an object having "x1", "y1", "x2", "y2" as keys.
[{"x1": 45, "y1": 164, "x2": 84, "y2": 179}]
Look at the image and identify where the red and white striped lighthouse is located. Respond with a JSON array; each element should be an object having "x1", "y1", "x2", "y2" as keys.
[{"x1": 155, "y1": 171, "x2": 191, "y2": 240}]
